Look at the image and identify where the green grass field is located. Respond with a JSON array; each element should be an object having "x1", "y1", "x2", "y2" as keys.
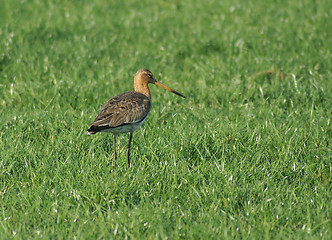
[{"x1": 1, "y1": 0, "x2": 331, "y2": 239}]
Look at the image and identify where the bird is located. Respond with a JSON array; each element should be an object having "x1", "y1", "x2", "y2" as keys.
[{"x1": 87, "y1": 68, "x2": 185, "y2": 169}]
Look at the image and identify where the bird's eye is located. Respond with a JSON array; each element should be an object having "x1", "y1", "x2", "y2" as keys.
[{"x1": 147, "y1": 73, "x2": 152, "y2": 78}]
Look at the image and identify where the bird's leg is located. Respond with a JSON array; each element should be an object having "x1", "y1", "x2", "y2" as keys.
[
  {"x1": 126, "y1": 131, "x2": 133, "y2": 167},
  {"x1": 113, "y1": 134, "x2": 117, "y2": 169}
]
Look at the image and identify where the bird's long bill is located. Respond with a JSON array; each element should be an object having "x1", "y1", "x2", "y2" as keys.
[{"x1": 154, "y1": 81, "x2": 186, "y2": 98}]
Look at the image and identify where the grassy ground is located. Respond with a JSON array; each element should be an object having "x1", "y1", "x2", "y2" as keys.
[{"x1": 1, "y1": 0, "x2": 331, "y2": 239}]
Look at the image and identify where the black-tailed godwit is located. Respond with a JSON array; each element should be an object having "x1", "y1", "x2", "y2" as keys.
[{"x1": 87, "y1": 69, "x2": 185, "y2": 169}]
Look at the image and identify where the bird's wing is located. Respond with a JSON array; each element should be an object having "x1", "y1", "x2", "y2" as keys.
[{"x1": 89, "y1": 91, "x2": 151, "y2": 128}]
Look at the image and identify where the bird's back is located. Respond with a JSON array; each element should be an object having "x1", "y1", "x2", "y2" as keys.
[{"x1": 87, "y1": 91, "x2": 151, "y2": 134}]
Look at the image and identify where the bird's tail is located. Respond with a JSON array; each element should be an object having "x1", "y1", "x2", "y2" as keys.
[{"x1": 87, "y1": 126, "x2": 98, "y2": 135}]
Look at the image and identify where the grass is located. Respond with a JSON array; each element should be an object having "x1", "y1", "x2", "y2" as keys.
[{"x1": 0, "y1": 0, "x2": 331, "y2": 239}]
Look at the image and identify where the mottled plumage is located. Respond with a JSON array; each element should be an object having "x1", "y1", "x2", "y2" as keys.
[
  {"x1": 87, "y1": 68, "x2": 185, "y2": 169},
  {"x1": 87, "y1": 92, "x2": 151, "y2": 134}
]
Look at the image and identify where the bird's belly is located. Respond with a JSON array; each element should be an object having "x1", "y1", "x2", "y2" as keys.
[{"x1": 101, "y1": 115, "x2": 148, "y2": 134}]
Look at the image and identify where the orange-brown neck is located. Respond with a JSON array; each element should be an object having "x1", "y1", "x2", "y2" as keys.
[{"x1": 134, "y1": 82, "x2": 151, "y2": 99}]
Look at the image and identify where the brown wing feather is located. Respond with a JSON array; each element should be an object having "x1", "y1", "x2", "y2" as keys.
[{"x1": 89, "y1": 91, "x2": 151, "y2": 131}]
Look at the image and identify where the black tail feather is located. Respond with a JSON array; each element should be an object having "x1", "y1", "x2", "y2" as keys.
[
  {"x1": 87, "y1": 126, "x2": 99, "y2": 135},
  {"x1": 87, "y1": 124, "x2": 113, "y2": 135}
]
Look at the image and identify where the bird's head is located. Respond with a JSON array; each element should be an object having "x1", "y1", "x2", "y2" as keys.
[{"x1": 134, "y1": 68, "x2": 185, "y2": 98}]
